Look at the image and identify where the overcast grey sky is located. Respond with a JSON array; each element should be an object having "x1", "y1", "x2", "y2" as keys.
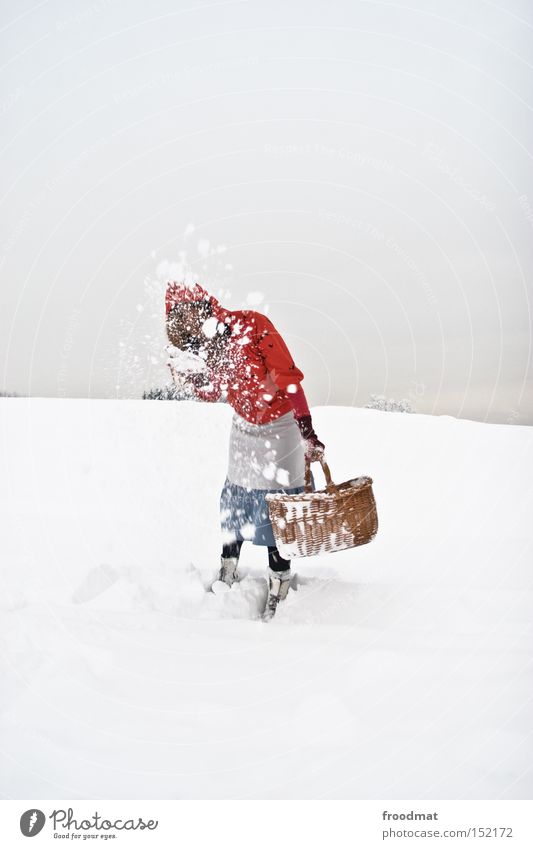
[{"x1": 1, "y1": 0, "x2": 532, "y2": 424}]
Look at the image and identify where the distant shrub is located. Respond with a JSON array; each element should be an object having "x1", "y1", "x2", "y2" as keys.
[
  {"x1": 0, "y1": 390, "x2": 20, "y2": 397},
  {"x1": 142, "y1": 384, "x2": 195, "y2": 400},
  {"x1": 365, "y1": 393, "x2": 413, "y2": 413},
  {"x1": 142, "y1": 384, "x2": 228, "y2": 403}
]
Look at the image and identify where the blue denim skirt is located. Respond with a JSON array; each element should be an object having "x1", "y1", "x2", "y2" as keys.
[{"x1": 219, "y1": 474, "x2": 315, "y2": 547}]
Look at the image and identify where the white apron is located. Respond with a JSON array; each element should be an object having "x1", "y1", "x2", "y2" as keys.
[{"x1": 226, "y1": 410, "x2": 306, "y2": 491}]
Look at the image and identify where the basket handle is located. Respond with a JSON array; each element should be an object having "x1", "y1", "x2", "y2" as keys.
[{"x1": 304, "y1": 454, "x2": 336, "y2": 493}]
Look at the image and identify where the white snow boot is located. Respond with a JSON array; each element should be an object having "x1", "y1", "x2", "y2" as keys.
[
  {"x1": 211, "y1": 555, "x2": 240, "y2": 594},
  {"x1": 262, "y1": 567, "x2": 291, "y2": 621}
]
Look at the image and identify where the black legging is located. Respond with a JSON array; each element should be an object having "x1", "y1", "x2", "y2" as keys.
[{"x1": 221, "y1": 540, "x2": 290, "y2": 573}]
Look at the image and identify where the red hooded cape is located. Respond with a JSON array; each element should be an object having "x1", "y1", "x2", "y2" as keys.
[{"x1": 165, "y1": 282, "x2": 310, "y2": 424}]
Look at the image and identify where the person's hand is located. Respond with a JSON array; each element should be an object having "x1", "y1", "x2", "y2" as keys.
[
  {"x1": 304, "y1": 434, "x2": 326, "y2": 462},
  {"x1": 166, "y1": 344, "x2": 207, "y2": 373},
  {"x1": 295, "y1": 414, "x2": 326, "y2": 462}
]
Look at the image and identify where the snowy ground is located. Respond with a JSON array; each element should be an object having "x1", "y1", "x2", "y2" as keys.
[{"x1": 0, "y1": 397, "x2": 532, "y2": 799}]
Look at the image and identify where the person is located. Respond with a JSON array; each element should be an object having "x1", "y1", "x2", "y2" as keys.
[{"x1": 165, "y1": 281, "x2": 326, "y2": 620}]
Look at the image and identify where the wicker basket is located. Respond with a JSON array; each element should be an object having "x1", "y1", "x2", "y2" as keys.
[{"x1": 265, "y1": 456, "x2": 378, "y2": 559}]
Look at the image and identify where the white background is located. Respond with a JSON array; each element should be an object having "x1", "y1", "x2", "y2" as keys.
[{"x1": 1, "y1": 0, "x2": 532, "y2": 423}]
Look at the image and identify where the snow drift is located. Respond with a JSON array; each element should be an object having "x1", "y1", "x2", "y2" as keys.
[{"x1": 0, "y1": 397, "x2": 531, "y2": 799}]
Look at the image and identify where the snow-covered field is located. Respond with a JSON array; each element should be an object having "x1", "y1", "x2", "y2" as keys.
[{"x1": 1, "y1": 397, "x2": 532, "y2": 799}]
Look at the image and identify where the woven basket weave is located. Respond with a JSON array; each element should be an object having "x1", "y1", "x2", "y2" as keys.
[{"x1": 265, "y1": 456, "x2": 378, "y2": 559}]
